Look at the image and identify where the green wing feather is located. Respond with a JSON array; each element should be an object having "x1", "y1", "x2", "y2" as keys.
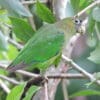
[{"x1": 7, "y1": 24, "x2": 64, "y2": 71}]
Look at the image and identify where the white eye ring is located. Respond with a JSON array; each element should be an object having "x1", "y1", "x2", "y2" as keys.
[{"x1": 74, "y1": 19, "x2": 82, "y2": 25}]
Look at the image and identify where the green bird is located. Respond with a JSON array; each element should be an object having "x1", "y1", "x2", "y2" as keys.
[{"x1": 7, "y1": 17, "x2": 81, "y2": 73}]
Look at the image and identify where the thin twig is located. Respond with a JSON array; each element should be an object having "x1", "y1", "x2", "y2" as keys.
[
  {"x1": 0, "y1": 80, "x2": 10, "y2": 93},
  {"x1": 62, "y1": 54, "x2": 100, "y2": 85},
  {"x1": 22, "y1": 0, "x2": 48, "y2": 5},
  {"x1": 0, "y1": 22, "x2": 12, "y2": 31},
  {"x1": 62, "y1": 80, "x2": 69, "y2": 100},
  {"x1": 17, "y1": 70, "x2": 40, "y2": 77},
  {"x1": 7, "y1": 38, "x2": 23, "y2": 49},
  {"x1": 0, "y1": 75, "x2": 20, "y2": 85},
  {"x1": 22, "y1": 0, "x2": 36, "y2": 30},
  {"x1": 47, "y1": 73, "x2": 85, "y2": 79},
  {"x1": 44, "y1": 79, "x2": 49, "y2": 100},
  {"x1": 74, "y1": 0, "x2": 100, "y2": 18},
  {"x1": 0, "y1": 63, "x2": 40, "y2": 78},
  {"x1": 0, "y1": 63, "x2": 7, "y2": 69}
]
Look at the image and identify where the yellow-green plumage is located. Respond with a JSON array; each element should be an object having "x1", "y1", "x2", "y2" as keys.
[{"x1": 7, "y1": 18, "x2": 75, "y2": 72}]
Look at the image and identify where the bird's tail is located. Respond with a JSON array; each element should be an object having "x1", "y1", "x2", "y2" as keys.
[{"x1": 7, "y1": 62, "x2": 27, "y2": 72}]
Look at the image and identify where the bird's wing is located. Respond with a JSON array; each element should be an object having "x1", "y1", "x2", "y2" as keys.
[{"x1": 7, "y1": 24, "x2": 64, "y2": 71}]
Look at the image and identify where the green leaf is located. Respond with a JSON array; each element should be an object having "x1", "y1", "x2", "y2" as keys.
[
  {"x1": 36, "y1": 1, "x2": 56, "y2": 23},
  {"x1": 10, "y1": 17, "x2": 35, "y2": 43},
  {"x1": 0, "y1": 10, "x2": 10, "y2": 24},
  {"x1": 71, "y1": 0, "x2": 91, "y2": 13},
  {"x1": 87, "y1": 11, "x2": 95, "y2": 34},
  {"x1": 96, "y1": 22, "x2": 100, "y2": 33},
  {"x1": 6, "y1": 83, "x2": 26, "y2": 100},
  {"x1": 92, "y1": 7, "x2": 100, "y2": 22},
  {"x1": 85, "y1": 72, "x2": 100, "y2": 87},
  {"x1": 79, "y1": 0, "x2": 91, "y2": 11},
  {"x1": 71, "y1": 0, "x2": 80, "y2": 13},
  {"x1": 7, "y1": 44, "x2": 18, "y2": 60},
  {"x1": 0, "y1": 0, "x2": 32, "y2": 17},
  {"x1": 0, "y1": 30, "x2": 8, "y2": 51},
  {"x1": 94, "y1": 72, "x2": 100, "y2": 80},
  {"x1": 69, "y1": 89, "x2": 100, "y2": 98},
  {"x1": 0, "y1": 68, "x2": 8, "y2": 75},
  {"x1": 88, "y1": 43, "x2": 100, "y2": 64},
  {"x1": 87, "y1": 35, "x2": 97, "y2": 48},
  {"x1": 23, "y1": 85, "x2": 40, "y2": 100}
]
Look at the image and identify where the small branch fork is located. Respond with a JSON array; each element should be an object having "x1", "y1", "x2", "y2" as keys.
[{"x1": 62, "y1": 55, "x2": 100, "y2": 85}]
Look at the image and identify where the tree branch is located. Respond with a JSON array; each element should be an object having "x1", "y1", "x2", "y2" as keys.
[
  {"x1": 22, "y1": 0, "x2": 48, "y2": 5},
  {"x1": 62, "y1": 54, "x2": 100, "y2": 85},
  {"x1": 47, "y1": 73, "x2": 85, "y2": 79},
  {"x1": 21, "y1": 0, "x2": 36, "y2": 30},
  {"x1": 74, "y1": 0, "x2": 100, "y2": 18},
  {"x1": 0, "y1": 75, "x2": 20, "y2": 85},
  {"x1": 44, "y1": 79, "x2": 49, "y2": 100},
  {"x1": 0, "y1": 62, "x2": 86, "y2": 79},
  {"x1": 8, "y1": 38, "x2": 23, "y2": 49},
  {"x1": 0, "y1": 80, "x2": 10, "y2": 94},
  {"x1": 0, "y1": 63, "x2": 40, "y2": 77},
  {"x1": 17, "y1": 70, "x2": 40, "y2": 77},
  {"x1": 61, "y1": 80, "x2": 69, "y2": 100}
]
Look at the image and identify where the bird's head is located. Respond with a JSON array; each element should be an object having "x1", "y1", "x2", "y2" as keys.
[{"x1": 74, "y1": 18, "x2": 86, "y2": 34}]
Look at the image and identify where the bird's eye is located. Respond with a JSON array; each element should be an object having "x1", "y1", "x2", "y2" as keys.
[{"x1": 74, "y1": 19, "x2": 82, "y2": 25}]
